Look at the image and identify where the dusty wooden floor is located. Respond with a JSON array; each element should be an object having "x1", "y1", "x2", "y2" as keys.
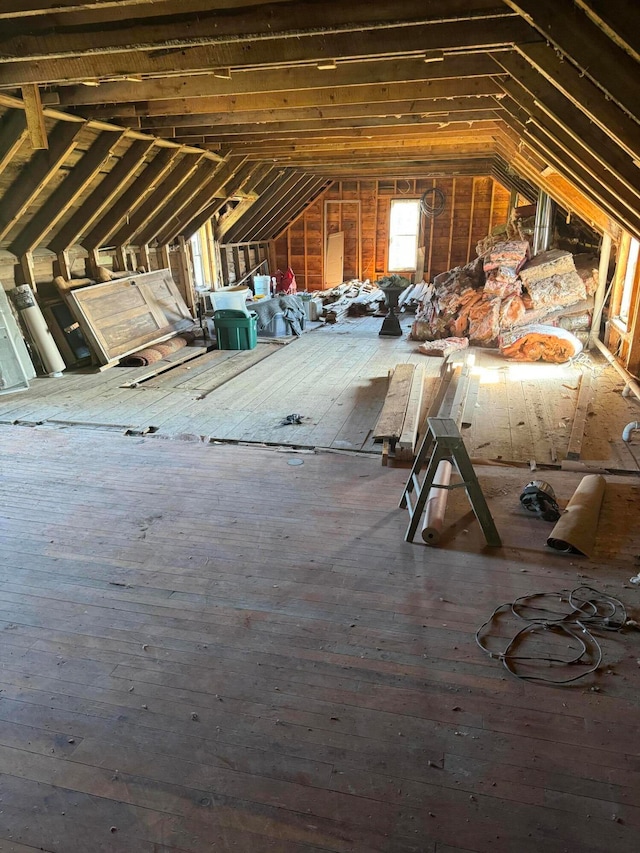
[
  {"x1": 0, "y1": 316, "x2": 639, "y2": 468},
  {"x1": 0, "y1": 425, "x2": 639, "y2": 852}
]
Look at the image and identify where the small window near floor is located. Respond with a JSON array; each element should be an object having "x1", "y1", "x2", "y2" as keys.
[
  {"x1": 619, "y1": 237, "x2": 639, "y2": 326},
  {"x1": 388, "y1": 199, "x2": 420, "y2": 271}
]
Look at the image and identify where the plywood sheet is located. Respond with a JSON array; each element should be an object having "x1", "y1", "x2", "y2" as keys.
[{"x1": 66, "y1": 269, "x2": 192, "y2": 364}]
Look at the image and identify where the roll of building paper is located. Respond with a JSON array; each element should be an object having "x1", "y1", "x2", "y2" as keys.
[
  {"x1": 12, "y1": 285, "x2": 66, "y2": 376},
  {"x1": 421, "y1": 460, "x2": 452, "y2": 546},
  {"x1": 547, "y1": 474, "x2": 606, "y2": 558}
]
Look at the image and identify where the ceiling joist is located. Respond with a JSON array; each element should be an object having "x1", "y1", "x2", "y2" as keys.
[{"x1": 0, "y1": 0, "x2": 637, "y2": 256}]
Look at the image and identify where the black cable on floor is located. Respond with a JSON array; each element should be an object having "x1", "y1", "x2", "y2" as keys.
[{"x1": 476, "y1": 586, "x2": 629, "y2": 684}]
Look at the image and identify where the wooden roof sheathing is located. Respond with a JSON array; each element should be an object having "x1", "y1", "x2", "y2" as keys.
[{"x1": 0, "y1": 1, "x2": 637, "y2": 256}]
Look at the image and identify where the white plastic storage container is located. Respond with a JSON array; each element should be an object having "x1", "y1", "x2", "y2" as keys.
[
  {"x1": 252, "y1": 275, "x2": 271, "y2": 297},
  {"x1": 209, "y1": 287, "x2": 251, "y2": 316}
]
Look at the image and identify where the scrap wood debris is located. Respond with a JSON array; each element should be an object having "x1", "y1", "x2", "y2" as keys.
[
  {"x1": 410, "y1": 236, "x2": 598, "y2": 361},
  {"x1": 307, "y1": 280, "x2": 385, "y2": 323}
]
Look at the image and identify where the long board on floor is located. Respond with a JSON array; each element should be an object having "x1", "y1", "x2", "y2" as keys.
[{"x1": 372, "y1": 363, "x2": 416, "y2": 440}]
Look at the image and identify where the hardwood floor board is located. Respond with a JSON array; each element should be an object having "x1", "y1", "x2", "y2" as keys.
[
  {"x1": 0, "y1": 544, "x2": 616, "y2": 639},
  {"x1": 0, "y1": 753, "x2": 429, "y2": 853},
  {"x1": 0, "y1": 693, "x2": 334, "y2": 790},
  {"x1": 436, "y1": 846, "x2": 480, "y2": 853},
  {"x1": 0, "y1": 550, "x2": 619, "y2": 650},
  {"x1": 0, "y1": 716, "x2": 83, "y2": 758},
  {"x1": 0, "y1": 671, "x2": 472, "y2": 790},
  {"x1": 0, "y1": 598, "x2": 516, "y2": 691},
  {"x1": 143, "y1": 349, "x2": 238, "y2": 389},
  {"x1": 442, "y1": 752, "x2": 640, "y2": 810},
  {"x1": 3, "y1": 664, "x2": 638, "y2": 804},
  {"x1": 330, "y1": 768, "x2": 637, "y2": 853},
  {"x1": 6, "y1": 531, "x2": 508, "y2": 608},
  {"x1": 0, "y1": 425, "x2": 638, "y2": 852},
  {"x1": 0, "y1": 324, "x2": 637, "y2": 465},
  {"x1": 0, "y1": 772, "x2": 352, "y2": 853},
  {"x1": 0, "y1": 842, "x2": 56, "y2": 853},
  {"x1": 0, "y1": 537, "x2": 583, "y2": 601}
]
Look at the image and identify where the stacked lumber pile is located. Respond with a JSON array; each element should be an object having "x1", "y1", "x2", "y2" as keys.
[
  {"x1": 311, "y1": 280, "x2": 385, "y2": 323},
  {"x1": 373, "y1": 364, "x2": 428, "y2": 465},
  {"x1": 373, "y1": 356, "x2": 480, "y2": 464},
  {"x1": 398, "y1": 282, "x2": 431, "y2": 310},
  {"x1": 411, "y1": 242, "x2": 596, "y2": 349}
]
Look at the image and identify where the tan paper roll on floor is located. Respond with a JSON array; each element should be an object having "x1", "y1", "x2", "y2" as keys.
[
  {"x1": 547, "y1": 474, "x2": 606, "y2": 558},
  {"x1": 421, "y1": 460, "x2": 452, "y2": 546}
]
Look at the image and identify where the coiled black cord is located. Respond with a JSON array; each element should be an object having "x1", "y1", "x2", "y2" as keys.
[
  {"x1": 420, "y1": 187, "x2": 446, "y2": 218},
  {"x1": 476, "y1": 586, "x2": 628, "y2": 684}
]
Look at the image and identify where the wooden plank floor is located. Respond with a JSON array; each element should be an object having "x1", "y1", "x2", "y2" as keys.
[
  {"x1": 0, "y1": 425, "x2": 639, "y2": 852},
  {"x1": 0, "y1": 316, "x2": 638, "y2": 467}
]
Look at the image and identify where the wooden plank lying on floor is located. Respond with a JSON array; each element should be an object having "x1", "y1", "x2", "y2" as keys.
[
  {"x1": 461, "y1": 372, "x2": 480, "y2": 429},
  {"x1": 119, "y1": 345, "x2": 210, "y2": 387},
  {"x1": 192, "y1": 344, "x2": 282, "y2": 399},
  {"x1": 397, "y1": 365, "x2": 425, "y2": 457},
  {"x1": 140, "y1": 348, "x2": 241, "y2": 390},
  {"x1": 566, "y1": 371, "x2": 594, "y2": 461},
  {"x1": 372, "y1": 363, "x2": 415, "y2": 440}
]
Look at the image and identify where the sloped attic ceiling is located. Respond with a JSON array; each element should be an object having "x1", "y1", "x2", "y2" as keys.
[{"x1": 0, "y1": 0, "x2": 637, "y2": 257}]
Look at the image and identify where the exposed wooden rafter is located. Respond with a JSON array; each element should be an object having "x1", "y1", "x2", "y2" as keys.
[
  {"x1": 0, "y1": 119, "x2": 83, "y2": 243},
  {"x1": 82, "y1": 147, "x2": 180, "y2": 249},
  {"x1": 0, "y1": 0, "x2": 637, "y2": 263},
  {"x1": 10, "y1": 128, "x2": 124, "y2": 255},
  {"x1": 0, "y1": 19, "x2": 531, "y2": 90},
  {"x1": 502, "y1": 0, "x2": 640, "y2": 123}
]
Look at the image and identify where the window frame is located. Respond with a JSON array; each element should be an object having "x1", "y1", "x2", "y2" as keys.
[
  {"x1": 618, "y1": 236, "x2": 639, "y2": 328},
  {"x1": 387, "y1": 197, "x2": 421, "y2": 272}
]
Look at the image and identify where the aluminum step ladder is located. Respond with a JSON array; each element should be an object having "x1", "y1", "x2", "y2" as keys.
[{"x1": 400, "y1": 415, "x2": 501, "y2": 547}]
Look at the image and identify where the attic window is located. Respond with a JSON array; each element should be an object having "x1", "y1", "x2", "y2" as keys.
[
  {"x1": 388, "y1": 199, "x2": 420, "y2": 271},
  {"x1": 619, "y1": 237, "x2": 639, "y2": 326}
]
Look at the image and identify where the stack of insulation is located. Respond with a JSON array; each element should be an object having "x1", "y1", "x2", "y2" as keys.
[{"x1": 411, "y1": 243, "x2": 598, "y2": 349}]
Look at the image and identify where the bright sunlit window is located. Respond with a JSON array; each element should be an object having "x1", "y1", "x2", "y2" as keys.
[
  {"x1": 190, "y1": 232, "x2": 206, "y2": 289},
  {"x1": 619, "y1": 237, "x2": 639, "y2": 326},
  {"x1": 388, "y1": 199, "x2": 420, "y2": 271}
]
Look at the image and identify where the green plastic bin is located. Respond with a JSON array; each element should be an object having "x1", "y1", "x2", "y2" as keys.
[{"x1": 213, "y1": 309, "x2": 258, "y2": 350}]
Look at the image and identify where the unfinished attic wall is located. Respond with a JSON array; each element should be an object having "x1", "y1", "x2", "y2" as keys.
[
  {"x1": 217, "y1": 242, "x2": 271, "y2": 287},
  {"x1": 274, "y1": 177, "x2": 510, "y2": 290}
]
